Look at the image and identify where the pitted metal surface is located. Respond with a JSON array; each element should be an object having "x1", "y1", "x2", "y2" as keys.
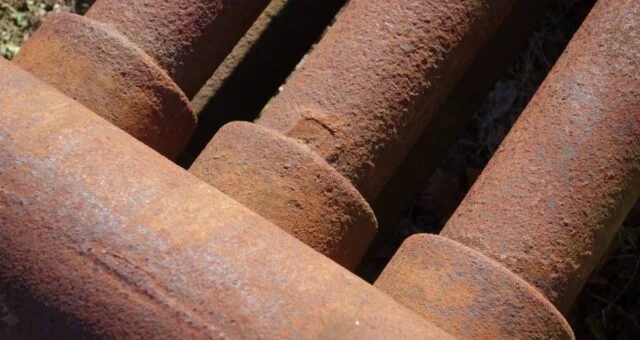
[
  {"x1": 258, "y1": 0, "x2": 518, "y2": 201},
  {"x1": 14, "y1": 0, "x2": 271, "y2": 159},
  {"x1": 190, "y1": 122, "x2": 377, "y2": 269},
  {"x1": 0, "y1": 59, "x2": 452, "y2": 339},
  {"x1": 4, "y1": 0, "x2": 635, "y2": 335},
  {"x1": 376, "y1": 234, "x2": 574, "y2": 339},
  {"x1": 86, "y1": 0, "x2": 269, "y2": 98},
  {"x1": 442, "y1": 0, "x2": 640, "y2": 313},
  {"x1": 13, "y1": 13, "x2": 195, "y2": 159},
  {"x1": 191, "y1": 0, "x2": 520, "y2": 270}
]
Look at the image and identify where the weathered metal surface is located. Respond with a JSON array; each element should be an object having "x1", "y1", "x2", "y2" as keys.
[
  {"x1": 190, "y1": 122, "x2": 377, "y2": 269},
  {"x1": 441, "y1": 0, "x2": 640, "y2": 313},
  {"x1": 190, "y1": 0, "x2": 289, "y2": 114},
  {"x1": 86, "y1": 0, "x2": 270, "y2": 98},
  {"x1": 181, "y1": 0, "x2": 348, "y2": 167},
  {"x1": 360, "y1": 0, "x2": 554, "y2": 280},
  {"x1": 13, "y1": 13, "x2": 195, "y2": 160},
  {"x1": 375, "y1": 234, "x2": 574, "y2": 339},
  {"x1": 257, "y1": 0, "x2": 518, "y2": 201},
  {"x1": 191, "y1": 0, "x2": 520, "y2": 269},
  {"x1": 14, "y1": 0, "x2": 270, "y2": 159},
  {"x1": 0, "y1": 59, "x2": 451, "y2": 339}
]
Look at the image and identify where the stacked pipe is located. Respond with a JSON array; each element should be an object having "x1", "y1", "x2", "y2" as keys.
[
  {"x1": 0, "y1": 58, "x2": 452, "y2": 339},
  {"x1": 187, "y1": 0, "x2": 579, "y2": 337},
  {"x1": 190, "y1": 0, "x2": 527, "y2": 269},
  {"x1": 181, "y1": 0, "x2": 350, "y2": 165},
  {"x1": 12, "y1": 0, "x2": 269, "y2": 159},
  {"x1": 376, "y1": 0, "x2": 639, "y2": 338},
  {"x1": 0, "y1": 0, "x2": 635, "y2": 337},
  {"x1": 367, "y1": 0, "x2": 554, "y2": 245}
]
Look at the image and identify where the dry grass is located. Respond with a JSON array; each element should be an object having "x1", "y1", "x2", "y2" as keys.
[{"x1": 0, "y1": 0, "x2": 92, "y2": 59}]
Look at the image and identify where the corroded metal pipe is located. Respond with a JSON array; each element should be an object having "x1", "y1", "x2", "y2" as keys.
[
  {"x1": 376, "y1": 234, "x2": 574, "y2": 339},
  {"x1": 181, "y1": 0, "x2": 349, "y2": 166},
  {"x1": 255, "y1": 0, "x2": 519, "y2": 201},
  {"x1": 190, "y1": 121, "x2": 377, "y2": 269},
  {"x1": 0, "y1": 59, "x2": 451, "y2": 339},
  {"x1": 191, "y1": 0, "x2": 523, "y2": 269},
  {"x1": 83, "y1": 0, "x2": 269, "y2": 98},
  {"x1": 442, "y1": 0, "x2": 640, "y2": 313},
  {"x1": 13, "y1": 0, "x2": 269, "y2": 159},
  {"x1": 363, "y1": 0, "x2": 554, "y2": 272},
  {"x1": 376, "y1": 0, "x2": 639, "y2": 337}
]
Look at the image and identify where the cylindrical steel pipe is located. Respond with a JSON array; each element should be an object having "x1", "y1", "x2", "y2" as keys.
[
  {"x1": 85, "y1": 0, "x2": 269, "y2": 98},
  {"x1": 191, "y1": 0, "x2": 523, "y2": 268},
  {"x1": 441, "y1": 0, "x2": 640, "y2": 313},
  {"x1": 376, "y1": 234, "x2": 574, "y2": 339},
  {"x1": 0, "y1": 59, "x2": 451, "y2": 339},
  {"x1": 181, "y1": 0, "x2": 349, "y2": 166},
  {"x1": 376, "y1": 0, "x2": 639, "y2": 337},
  {"x1": 191, "y1": 121, "x2": 377, "y2": 269},
  {"x1": 256, "y1": 0, "x2": 519, "y2": 201},
  {"x1": 13, "y1": 0, "x2": 269, "y2": 159}
]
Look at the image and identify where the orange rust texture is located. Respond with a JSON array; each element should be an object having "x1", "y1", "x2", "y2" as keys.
[
  {"x1": 189, "y1": 122, "x2": 377, "y2": 270},
  {"x1": 257, "y1": 0, "x2": 518, "y2": 201},
  {"x1": 13, "y1": 0, "x2": 271, "y2": 159},
  {"x1": 441, "y1": 0, "x2": 640, "y2": 313},
  {"x1": 86, "y1": 0, "x2": 270, "y2": 98},
  {"x1": 0, "y1": 59, "x2": 452, "y2": 339},
  {"x1": 13, "y1": 13, "x2": 195, "y2": 160},
  {"x1": 190, "y1": 0, "x2": 519, "y2": 269},
  {"x1": 375, "y1": 234, "x2": 574, "y2": 339}
]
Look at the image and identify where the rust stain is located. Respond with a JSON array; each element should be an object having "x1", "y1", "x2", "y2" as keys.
[
  {"x1": 441, "y1": 0, "x2": 640, "y2": 313},
  {"x1": 258, "y1": 0, "x2": 519, "y2": 201},
  {"x1": 376, "y1": 234, "x2": 574, "y2": 339},
  {"x1": 0, "y1": 59, "x2": 452, "y2": 339},
  {"x1": 191, "y1": 0, "x2": 522, "y2": 270},
  {"x1": 190, "y1": 122, "x2": 377, "y2": 270}
]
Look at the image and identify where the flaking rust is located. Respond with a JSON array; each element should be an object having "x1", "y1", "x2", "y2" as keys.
[
  {"x1": 0, "y1": 59, "x2": 452, "y2": 339},
  {"x1": 441, "y1": 0, "x2": 640, "y2": 313},
  {"x1": 191, "y1": 0, "x2": 524, "y2": 269},
  {"x1": 257, "y1": 0, "x2": 519, "y2": 201},
  {"x1": 377, "y1": 0, "x2": 640, "y2": 338},
  {"x1": 376, "y1": 234, "x2": 574, "y2": 339},
  {"x1": 13, "y1": 0, "x2": 269, "y2": 159}
]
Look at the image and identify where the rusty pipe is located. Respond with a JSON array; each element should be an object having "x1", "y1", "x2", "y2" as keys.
[
  {"x1": 83, "y1": 0, "x2": 269, "y2": 98},
  {"x1": 190, "y1": 121, "x2": 377, "y2": 270},
  {"x1": 375, "y1": 0, "x2": 639, "y2": 337},
  {"x1": 181, "y1": 0, "x2": 350, "y2": 166},
  {"x1": 13, "y1": 0, "x2": 270, "y2": 159},
  {"x1": 190, "y1": 0, "x2": 526, "y2": 268},
  {"x1": 0, "y1": 59, "x2": 451, "y2": 339},
  {"x1": 255, "y1": 0, "x2": 520, "y2": 201},
  {"x1": 376, "y1": 234, "x2": 574, "y2": 339},
  {"x1": 441, "y1": 0, "x2": 640, "y2": 313}
]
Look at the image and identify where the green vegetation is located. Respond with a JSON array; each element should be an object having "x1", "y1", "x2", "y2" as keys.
[{"x1": 0, "y1": 0, "x2": 88, "y2": 59}]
